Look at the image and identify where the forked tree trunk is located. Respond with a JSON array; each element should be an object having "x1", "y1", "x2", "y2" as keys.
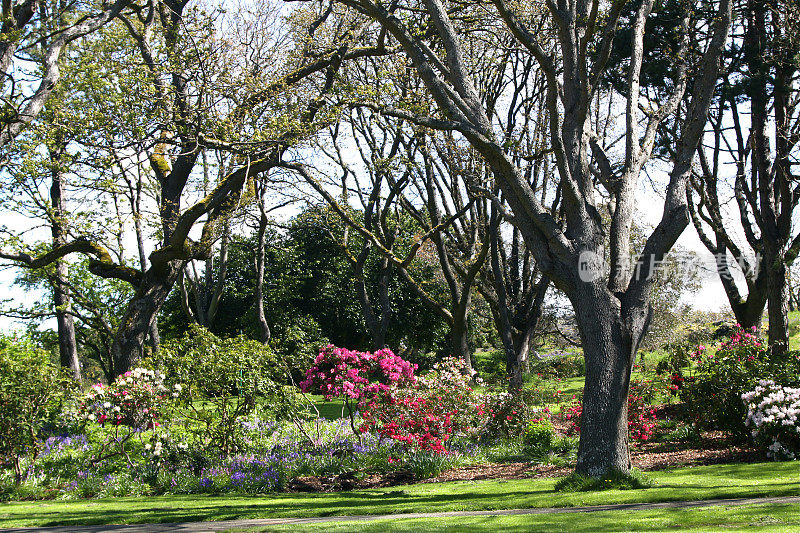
[
  {"x1": 111, "y1": 261, "x2": 183, "y2": 374},
  {"x1": 353, "y1": 249, "x2": 393, "y2": 351}
]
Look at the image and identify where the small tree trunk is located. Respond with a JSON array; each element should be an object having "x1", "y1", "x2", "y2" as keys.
[
  {"x1": 53, "y1": 262, "x2": 81, "y2": 381},
  {"x1": 767, "y1": 257, "x2": 790, "y2": 354},
  {"x1": 50, "y1": 148, "x2": 81, "y2": 381},
  {"x1": 452, "y1": 308, "x2": 472, "y2": 373},
  {"x1": 148, "y1": 321, "x2": 160, "y2": 354},
  {"x1": 354, "y1": 259, "x2": 382, "y2": 350},
  {"x1": 254, "y1": 207, "x2": 271, "y2": 344},
  {"x1": 376, "y1": 257, "x2": 392, "y2": 349}
]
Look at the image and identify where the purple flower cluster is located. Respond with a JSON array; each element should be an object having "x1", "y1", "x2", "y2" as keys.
[{"x1": 39, "y1": 435, "x2": 90, "y2": 458}]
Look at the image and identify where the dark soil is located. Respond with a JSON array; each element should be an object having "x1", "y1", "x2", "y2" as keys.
[{"x1": 284, "y1": 423, "x2": 764, "y2": 493}]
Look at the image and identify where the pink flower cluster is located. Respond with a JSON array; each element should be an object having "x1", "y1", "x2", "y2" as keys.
[
  {"x1": 717, "y1": 324, "x2": 763, "y2": 359},
  {"x1": 299, "y1": 345, "x2": 416, "y2": 401}
]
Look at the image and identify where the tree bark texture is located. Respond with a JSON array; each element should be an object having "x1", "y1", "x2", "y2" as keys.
[
  {"x1": 50, "y1": 150, "x2": 81, "y2": 381},
  {"x1": 110, "y1": 261, "x2": 183, "y2": 375}
]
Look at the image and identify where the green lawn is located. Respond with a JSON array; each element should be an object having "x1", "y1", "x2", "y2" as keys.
[
  {"x1": 305, "y1": 395, "x2": 346, "y2": 420},
  {"x1": 241, "y1": 503, "x2": 800, "y2": 532},
  {"x1": 1, "y1": 462, "x2": 797, "y2": 528}
]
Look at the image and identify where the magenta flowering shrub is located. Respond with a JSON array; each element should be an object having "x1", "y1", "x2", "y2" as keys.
[
  {"x1": 302, "y1": 351, "x2": 482, "y2": 453},
  {"x1": 299, "y1": 345, "x2": 416, "y2": 401}
]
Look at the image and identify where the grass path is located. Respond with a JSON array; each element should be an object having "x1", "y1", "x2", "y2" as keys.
[{"x1": 0, "y1": 462, "x2": 797, "y2": 529}]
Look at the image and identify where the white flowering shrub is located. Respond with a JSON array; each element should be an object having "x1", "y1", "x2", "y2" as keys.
[
  {"x1": 81, "y1": 368, "x2": 181, "y2": 431},
  {"x1": 79, "y1": 368, "x2": 183, "y2": 466},
  {"x1": 742, "y1": 380, "x2": 800, "y2": 460}
]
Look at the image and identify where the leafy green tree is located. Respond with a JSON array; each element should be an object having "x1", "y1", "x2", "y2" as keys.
[
  {"x1": 1, "y1": 1, "x2": 387, "y2": 374},
  {"x1": 0, "y1": 335, "x2": 71, "y2": 485}
]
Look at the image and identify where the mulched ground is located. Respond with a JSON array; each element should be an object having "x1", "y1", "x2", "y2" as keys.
[{"x1": 286, "y1": 404, "x2": 766, "y2": 492}]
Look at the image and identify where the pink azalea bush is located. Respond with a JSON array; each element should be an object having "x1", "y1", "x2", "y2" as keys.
[
  {"x1": 302, "y1": 349, "x2": 481, "y2": 453},
  {"x1": 299, "y1": 345, "x2": 416, "y2": 401}
]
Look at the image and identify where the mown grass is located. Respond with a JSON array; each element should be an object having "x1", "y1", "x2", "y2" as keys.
[
  {"x1": 239, "y1": 503, "x2": 800, "y2": 532},
  {"x1": 305, "y1": 395, "x2": 346, "y2": 420},
  {"x1": 1, "y1": 462, "x2": 796, "y2": 528}
]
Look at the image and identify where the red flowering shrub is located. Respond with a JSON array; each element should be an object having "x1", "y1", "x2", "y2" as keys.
[
  {"x1": 359, "y1": 358, "x2": 479, "y2": 453},
  {"x1": 564, "y1": 380, "x2": 658, "y2": 444},
  {"x1": 360, "y1": 394, "x2": 455, "y2": 453},
  {"x1": 668, "y1": 373, "x2": 684, "y2": 395}
]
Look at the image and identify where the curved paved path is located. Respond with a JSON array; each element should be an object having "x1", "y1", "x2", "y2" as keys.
[{"x1": 4, "y1": 495, "x2": 799, "y2": 532}]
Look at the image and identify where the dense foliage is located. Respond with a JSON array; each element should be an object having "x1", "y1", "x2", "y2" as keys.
[
  {"x1": 680, "y1": 326, "x2": 800, "y2": 439},
  {"x1": 0, "y1": 336, "x2": 71, "y2": 484},
  {"x1": 148, "y1": 326, "x2": 301, "y2": 454}
]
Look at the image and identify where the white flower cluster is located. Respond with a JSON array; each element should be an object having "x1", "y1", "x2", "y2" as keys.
[
  {"x1": 144, "y1": 441, "x2": 163, "y2": 456},
  {"x1": 417, "y1": 357, "x2": 472, "y2": 390},
  {"x1": 742, "y1": 380, "x2": 800, "y2": 460},
  {"x1": 115, "y1": 368, "x2": 167, "y2": 388}
]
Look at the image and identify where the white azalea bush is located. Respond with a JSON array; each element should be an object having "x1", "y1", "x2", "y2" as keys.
[
  {"x1": 80, "y1": 368, "x2": 183, "y2": 465},
  {"x1": 742, "y1": 380, "x2": 800, "y2": 460},
  {"x1": 81, "y1": 367, "x2": 181, "y2": 430}
]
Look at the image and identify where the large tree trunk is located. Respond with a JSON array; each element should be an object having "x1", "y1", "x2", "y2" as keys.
[
  {"x1": 572, "y1": 286, "x2": 647, "y2": 477},
  {"x1": 111, "y1": 261, "x2": 183, "y2": 374}
]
